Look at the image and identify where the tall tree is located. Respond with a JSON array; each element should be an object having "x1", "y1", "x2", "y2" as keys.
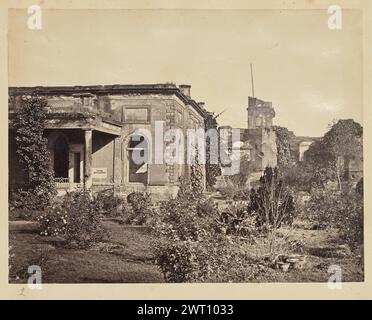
[{"x1": 305, "y1": 119, "x2": 363, "y2": 191}]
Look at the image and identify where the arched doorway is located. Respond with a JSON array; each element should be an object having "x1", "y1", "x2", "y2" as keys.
[{"x1": 53, "y1": 136, "x2": 69, "y2": 179}]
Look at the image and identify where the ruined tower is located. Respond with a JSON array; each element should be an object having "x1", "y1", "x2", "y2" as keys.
[
  {"x1": 247, "y1": 96, "x2": 276, "y2": 129},
  {"x1": 241, "y1": 96, "x2": 277, "y2": 185}
]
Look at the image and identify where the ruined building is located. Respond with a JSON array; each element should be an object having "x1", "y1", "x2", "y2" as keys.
[
  {"x1": 8, "y1": 85, "x2": 362, "y2": 199},
  {"x1": 221, "y1": 95, "x2": 321, "y2": 187},
  {"x1": 9, "y1": 84, "x2": 211, "y2": 200}
]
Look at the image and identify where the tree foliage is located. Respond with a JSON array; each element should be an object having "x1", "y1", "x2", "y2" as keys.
[
  {"x1": 281, "y1": 120, "x2": 363, "y2": 192},
  {"x1": 305, "y1": 119, "x2": 363, "y2": 191},
  {"x1": 304, "y1": 187, "x2": 363, "y2": 251},
  {"x1": 12, "y1": 96, "x2": 56, "y2": 210}
]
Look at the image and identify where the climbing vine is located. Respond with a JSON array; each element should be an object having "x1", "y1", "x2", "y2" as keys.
[
  {"x1": 204, "y1": 112, "x2": 221, "y2": 190},
  {"x1": 190, "y1": 145, "x2": 205, "y2": 195},
  {"x1": 12, "y1": 95, "x2": 56, "y2": 210},
  {"x1": 273, "y1": 126, "x2": 295, "y2": 169}
]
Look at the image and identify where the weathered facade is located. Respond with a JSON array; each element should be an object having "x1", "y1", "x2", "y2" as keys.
[{"x1": 9, "y1": 84, "x2": 210, "y2": 200}]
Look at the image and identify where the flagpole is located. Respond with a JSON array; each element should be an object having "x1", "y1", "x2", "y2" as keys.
[{"x1": 250, "y1": 63, "x2": 255, "y2": 97}]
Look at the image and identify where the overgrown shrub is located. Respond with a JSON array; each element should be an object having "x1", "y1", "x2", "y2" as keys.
[
  {"x1": 154, "y1": 173, "x2": 220, "y2": 281},
  {"x1": 92, "y1": 190, "x2": 141, "y2": 224},
  {"x1": 155, "y1": 233, "x2": 266, "y2": 283},
  {"x1": 215, "y1": 203, "x2": 257, "y2": 238},
  {"x1": 155, "y1": 236, "x2": 246, "y2": 282},
  {"x1": 197, "y1": 197, "x2": 219, "y2": 218},
  {"x1": 154, "y1": 172, "x2": 260, "y2": 282},
  {"x1": 303, "y1": 188, "x2": 340, "y2": 229},
  {"x1": 157, "y1": 196, "x2": 210, "y2": 241},
  {"x1": 126, "y1": 192, "x2": 153, "y2": 225},
  {"x1": 155, "y1": 239, "x2": 203, "y2": 282},
  {"x1": 304, "y1": 187, "x2": 363, "y2": 251},
  {"x1": 118, "y1": 200, "x2": 136, "y2": 223},
  {"x1": 217, "y1": 179, "x2": 250, "y2": 201},
  {"x1": 38, "y1": 191, "x2": 106, "y2": 249},
  {"x1": 247, "y1": 167, "x2": 296, "y2": 257},
  {"x1": 154, "y1": 166, "x2": 276, "y2": 282},
  {"x1": 11, "y1": 96, "x2": 57, "y2": 210},
  {"x1": 338, "y1": 192, "x2": 363, "y2": 251},
  {"x1": 248, "y1": 167, "x2": 296, "y2": 230},
  {"x1": 92, "y1": 190, "x2": 123, "y2": 216}
]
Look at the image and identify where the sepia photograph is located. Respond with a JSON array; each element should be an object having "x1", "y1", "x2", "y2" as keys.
[{"x1": 1, "y1": 0, "x2": 371, "y2": 300}]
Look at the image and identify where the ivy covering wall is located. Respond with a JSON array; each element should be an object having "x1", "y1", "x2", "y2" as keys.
[
  {"x1": 12, "y1": 96, "x2": 56, "y2": 210},
  {"x1": 204, "y1": 112, "x2": 221, "y2": 190},
  {"x1": 272, "y1": 126, "x2": 296, "y2": 169}
]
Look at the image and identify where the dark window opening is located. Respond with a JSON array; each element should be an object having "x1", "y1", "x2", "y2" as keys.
[{"x1": 53, "y1": 136, "x2": 69, "y2": 178}]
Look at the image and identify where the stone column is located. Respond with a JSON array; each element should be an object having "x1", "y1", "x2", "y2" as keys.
[{"x1": 84, "y1": 129, "x2": 93, "y2": 190}]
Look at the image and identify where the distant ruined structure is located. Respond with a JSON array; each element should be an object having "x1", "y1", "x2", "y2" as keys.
[
  {"x1": 8, "y1": 83, "x2": 362, "y2": 197},
  {"x1": 240, "y1": 96, "x2": 278, "y2": 182},
  {"x1": 221, "y1": 95, "x2": 320, "y2": 187}
]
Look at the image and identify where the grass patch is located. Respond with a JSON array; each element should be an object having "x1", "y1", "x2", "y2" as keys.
[
  {"x1": 9, "y1": 220, "x2": 163, "y2": 283},
  {"x1": 9, "y1": 218, "x2": 363, "y2": 283}
]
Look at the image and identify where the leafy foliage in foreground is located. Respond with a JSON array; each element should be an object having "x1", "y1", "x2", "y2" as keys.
[
  {"x1": 248, "y1": 167, "x2": 296, "y2": 229},
  {"x1": 154, "y1": 164, "x2": 300, "y2": 282},
  {"x1": 38, "y1": 191, "x2": 106, "y2": 249},
  {"x1": 304, "y1": 186, "x2": 363, "y2": 251}
]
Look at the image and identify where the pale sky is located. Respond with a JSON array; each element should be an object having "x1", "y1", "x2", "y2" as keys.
[{"x1": 8, "y1": 9, "x2": 363, "y2": 137}]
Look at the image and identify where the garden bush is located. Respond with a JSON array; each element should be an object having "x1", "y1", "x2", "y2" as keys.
[
  {"x1": 153, "y1": 174, "x2": 262, "y2": 282},
  {"x1": 154, "y1": 174, "x2": 222, "y2": 281},
  {"x1": 92, "y1": 190, "x2": 123, "y2": 216},
  {"x1": 38, "y1": 191, "x2": 106, "y2": 249},
  {"x1": 248, "y1": 167, "x2": 296, "y2": 229},
  {"x1": 304, "y1": 187, "x2": 363, "y2": 251},
  {"x1": 156, "y1": 196, "x2": 209, "y2": 241},
  {"x1": 118, "y1": 200, "x2": 136, "y2": 223},
  {"x1": 155, "y1": 232, "x2": 265, "y2": 283},
  {"x1": 92, "y1": 190, "x2": 146, "y2": 224},
  {"x1": 338, "y1": 194, "x2": 363, "y2": 251},
  {"x1": 217, "y1": 179, "x2": 250, "y2": 201},
  {"x1": 303, "y1": 187, "x2": 340, "y2": 229},
  {"x1": 155, "y1": 239, "x2": 203, "y2": 282},
  {"x1": 245, "y1": 167, "x2": 297, "y2": 257},
  {"x1": 126, "y1": 192, "x2": 153, "y2": 225},
  {"x1": 196, "y1": 197, "x2": 219, "y2": 218},
  {"x1": 215, "y1": 203, "x2": 257, "y2": 238}
]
